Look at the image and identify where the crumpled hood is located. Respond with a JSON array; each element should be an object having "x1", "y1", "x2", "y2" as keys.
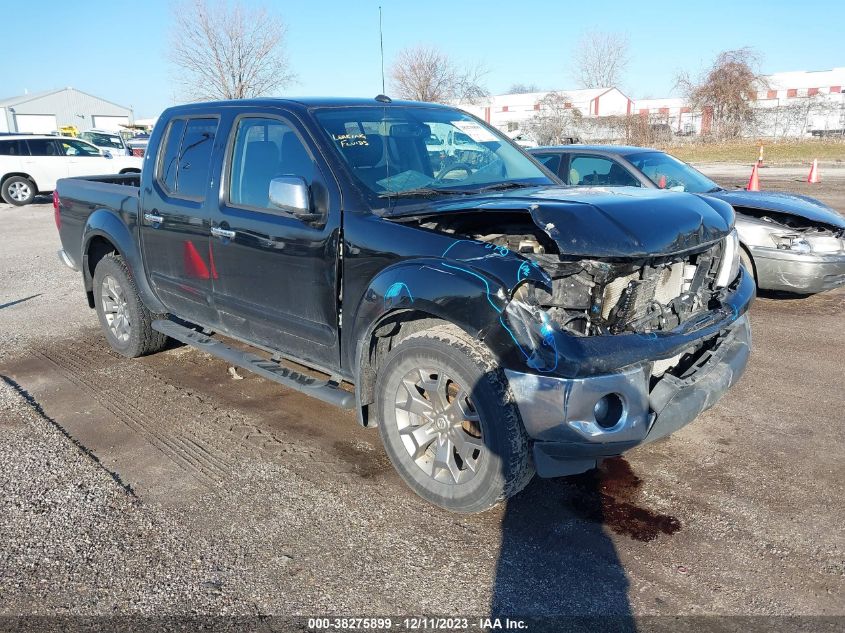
[
  {"x1": 427, "y1": 185, "x2": 735, "y2": 258},
  {"x1": 708, "y1": 189, "x2": 845, "y2": 229}
]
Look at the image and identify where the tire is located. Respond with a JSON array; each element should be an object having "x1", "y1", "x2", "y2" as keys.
[
  {"x1": 2, "y1": 176, "x2": 36, "y2": 206},
  {"x1": 93, "y1": 254, "x2": 168, "y2": 358},
  {"x1": 375, "y1": 323, "x2": 534, "y2": 513}
]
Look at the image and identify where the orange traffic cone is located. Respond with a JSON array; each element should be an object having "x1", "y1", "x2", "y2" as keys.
[
  {"x1": 658, "y1": 174, "x2": 667, "y2": 189},
  {"x1": 807, "y1": 159, "x2": 820, "y2": 183},
  {"x1": 746, "y1": 164, "x2": 760, "y2": 191}
]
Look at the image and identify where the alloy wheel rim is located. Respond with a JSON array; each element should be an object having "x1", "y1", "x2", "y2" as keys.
[
  {"x1": 101, "y1": 275, "x2": 131, "y2": 343},
  {"x1": 393, "y1": 367, "x2": 484, "y2": 485},
  {"x1": 8, "y1": 182, "x2": 31, "y2": 201}
]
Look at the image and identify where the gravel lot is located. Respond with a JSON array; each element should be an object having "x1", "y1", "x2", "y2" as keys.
[{"x1": 0, "y1": 168, "x2": 843, "y2": 626}]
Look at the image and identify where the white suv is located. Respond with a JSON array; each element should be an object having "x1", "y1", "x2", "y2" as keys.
[{"x1": 0, "y1": 135, "x2": 142, "y2": 206}]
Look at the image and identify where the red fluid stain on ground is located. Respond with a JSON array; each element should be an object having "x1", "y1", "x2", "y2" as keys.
[{"x1": 564, "y1": 457, "x2": 681, "y2": 542}]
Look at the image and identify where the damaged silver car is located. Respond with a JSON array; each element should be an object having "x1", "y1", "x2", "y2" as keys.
[{"x1": 529, "y1": 145, "x2": 845, "y2": 294}]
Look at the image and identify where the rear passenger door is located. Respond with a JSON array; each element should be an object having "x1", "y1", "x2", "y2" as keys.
[
  {"x1": 209, "y1": 112, "x2": 342, "y2": 368},
  {"x1": 140, "y1": 116, "x2": 220, "y2": 326},
  {"x1": 22, "y1": 138, "x2": 68, "y2": 191}
]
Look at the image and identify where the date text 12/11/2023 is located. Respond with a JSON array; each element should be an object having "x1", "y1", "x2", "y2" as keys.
[{"x1": 307, "y1": 617, "x2": 529, "y2": 631}]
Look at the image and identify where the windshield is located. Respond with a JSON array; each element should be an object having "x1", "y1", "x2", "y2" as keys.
[
  {"x1": 627, "y1": 151, "x2": 721, "y2": 193},
  {"x1": 79, "y1": 131, "x2": 125, "y2": 150},
  {"x1": 314, "y1": 106, "x2": 554, "y2": 210}
]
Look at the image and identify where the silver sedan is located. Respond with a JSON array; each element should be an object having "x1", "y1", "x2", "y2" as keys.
[{"x1": 529, "y1": 145, "x2": 845, "y2": 294}]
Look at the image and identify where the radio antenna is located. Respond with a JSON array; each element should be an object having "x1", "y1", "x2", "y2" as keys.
[{"x1": 379, "y1": 6, "x2": 385, "y2": 94}]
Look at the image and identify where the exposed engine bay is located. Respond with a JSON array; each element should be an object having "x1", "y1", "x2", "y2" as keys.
[{"x1": 408, "y1": 211, "x2": 729, "y2": 339}]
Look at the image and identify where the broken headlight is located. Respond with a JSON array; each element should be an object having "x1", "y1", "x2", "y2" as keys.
[
  {"x1": 716, "y1": 229, "x2": 741, "y2": 287},
  {"x1": 502, "y1": 282, "x2": 559, "y2": 373},
  {"x1": 772, "y1": 233, "x2": 813, "y2": 253}
]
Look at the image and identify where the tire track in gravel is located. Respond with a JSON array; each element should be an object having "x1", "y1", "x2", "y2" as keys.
[
  {"x1": 35, "y1": 345, "x2": 230, "y2": 490},
  {"x1": 36, "y1": 334, "x2": 395, "y2": 494}
]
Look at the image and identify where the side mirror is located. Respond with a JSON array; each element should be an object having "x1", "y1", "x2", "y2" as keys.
[
  {"x1": 268, "y1": 176, "x2": 321, "y2": 222},
  {"x1": 102, "y1": 149, "x2": 113, "y2": 159}
]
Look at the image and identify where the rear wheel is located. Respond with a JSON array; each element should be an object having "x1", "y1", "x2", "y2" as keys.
[
  {"x1": 93, "y1": 254, "x2": 168, "y2": 358},
  {"x1": 2, "y1": 176, "x2": 36, "y2": 206},
  {"x1": 375, "y1": 324, "x2": 534, "y2": 513}
]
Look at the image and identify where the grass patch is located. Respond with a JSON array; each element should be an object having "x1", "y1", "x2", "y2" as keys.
[{"x1": 659, "y1": 140, "x2": 845, "y2": 165}]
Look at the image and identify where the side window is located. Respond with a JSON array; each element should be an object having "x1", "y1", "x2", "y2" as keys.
[
  {"x1": 158, "y1": 119, "x2": 186, "y2": 193},
  {"x1": 0, "y1": 140, "x2": 24, "y2": 156},
  {"x1": 26, "y1": 139, "x2": 60, "y2": 157},
  {"x1": 533, "y1": 153, "x2": 561, "y2": 174},
  {"x1": 176, "y1": 118, "x2": 218, "y2": 199},
  {"x1": 156, "y1": 117, "x2": 218, "y2": 199},
  {"x1": 568, "y1": 155, "x2": 640, "y2": 187},
  {"x1": 59, "y1": 139, "x2": 101, "y2": 156},
  {"x1": 228, "y1": 117, "x2": 315, "y2": 211}
]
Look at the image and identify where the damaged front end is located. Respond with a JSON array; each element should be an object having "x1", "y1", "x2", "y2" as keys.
[
  {"x1": 404, "y1": 196, "x2": 754, "y2": 476},
  {"x1": 737, "y1": 208, "x2": 845, "y2": 294}
]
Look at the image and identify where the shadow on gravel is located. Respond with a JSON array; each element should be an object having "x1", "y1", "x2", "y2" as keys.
[
  {"x1": 0, "y1": 374, "x2": 137, "y2": 496},
  {"x1": 490, "y1": 452, "x2": 685, "y2": 627},
  {"x1": 490, "y1": 468, "x2": 637, "y2": 630},
  {"x1": 0, "y1": 294, "x2": 42, "y2": 310}
]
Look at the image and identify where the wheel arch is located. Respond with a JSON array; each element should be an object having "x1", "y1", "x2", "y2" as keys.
[
  {"x1": 349, "y1": 259, "x2": 510, "y2": 428},
  {"x1": 1, "y1": 172, "x2": 39, "y2": 193},
  {"x1": 82, "y1": 209, "x2": 166, "y2": 313}
]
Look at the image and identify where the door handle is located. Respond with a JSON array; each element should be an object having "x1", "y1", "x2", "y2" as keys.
[
  {"x1": 210, "y1": 226, "x2": 236, "y2": 240},
  {"x1": 143, "y1": 212, "x2": 164, "y2": 224}
]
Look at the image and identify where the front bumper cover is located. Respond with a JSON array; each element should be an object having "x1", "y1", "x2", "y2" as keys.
[
  {"x1": 506, "y1": 315, "x2": 752, "y2": 477},
  {"x1": 751, "y1": 246, "x2": 845, "y2": 294}
]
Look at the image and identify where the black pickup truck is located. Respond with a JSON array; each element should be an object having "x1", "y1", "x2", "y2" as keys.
[{"x1": 55, "y1": 97, "x2": 754, "y2": 513}]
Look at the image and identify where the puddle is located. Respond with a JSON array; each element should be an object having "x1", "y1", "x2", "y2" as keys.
[{"x1": 564, "y1": 457, "x2": 681, "y2": 542}]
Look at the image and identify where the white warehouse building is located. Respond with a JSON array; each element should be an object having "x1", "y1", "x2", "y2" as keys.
[{"x1": 0, "y1": 87, "x2": 134, "y2": 134}]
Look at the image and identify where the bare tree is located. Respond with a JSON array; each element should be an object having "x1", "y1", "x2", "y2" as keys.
[
  {"x1": 505, "y1": 83, "x2": 541, "y2": 94},
  {"x1": 169, "y1": 0, "x2": 296, "y2": 101},
  {"x1": 676, "y1": 48, "x2": 763, "y2": 139},
  {"x1": 389, "y1": 46, "x2": 488, "y2": 104},
  {"x1": 572, "y1": 30, "x2": 630, "y2": 88},
  {"x1": 529, "y1": 92, "x2": 582, "y2": 145}
]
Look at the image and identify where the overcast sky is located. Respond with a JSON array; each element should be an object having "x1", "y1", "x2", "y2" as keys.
[{"x1": 2, "y1": 0, "x2": 843, "y2": 117}]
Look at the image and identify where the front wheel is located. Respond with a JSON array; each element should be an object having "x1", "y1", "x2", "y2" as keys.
[
  {"x1": 375, "y1": 324, "x2": 534, "y2": 513},
  {"x1": 93, "y1": 254, "x2": 168, "y2": 358},
  {"x1": 2, "y1": 176, "x2": 36, "y2": 206}
]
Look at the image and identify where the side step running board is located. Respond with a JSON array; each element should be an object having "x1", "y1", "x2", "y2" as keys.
[{"x1": 152, "y1": 320, "x2": 355, "y2": 409}]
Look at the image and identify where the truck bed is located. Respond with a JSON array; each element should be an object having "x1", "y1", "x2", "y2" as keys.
[{"x1": 55, "y1": 173, "x2": 143, "y2": 272}]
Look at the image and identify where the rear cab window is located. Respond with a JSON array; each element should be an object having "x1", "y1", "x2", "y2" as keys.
[{"x1": 156, "y1": 117, "x2": 218, "y2": 200}]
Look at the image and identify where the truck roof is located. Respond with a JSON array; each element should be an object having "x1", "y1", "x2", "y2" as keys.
[{"x1": 162, "y1": 96, "x2": 456, "y2": 116}]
